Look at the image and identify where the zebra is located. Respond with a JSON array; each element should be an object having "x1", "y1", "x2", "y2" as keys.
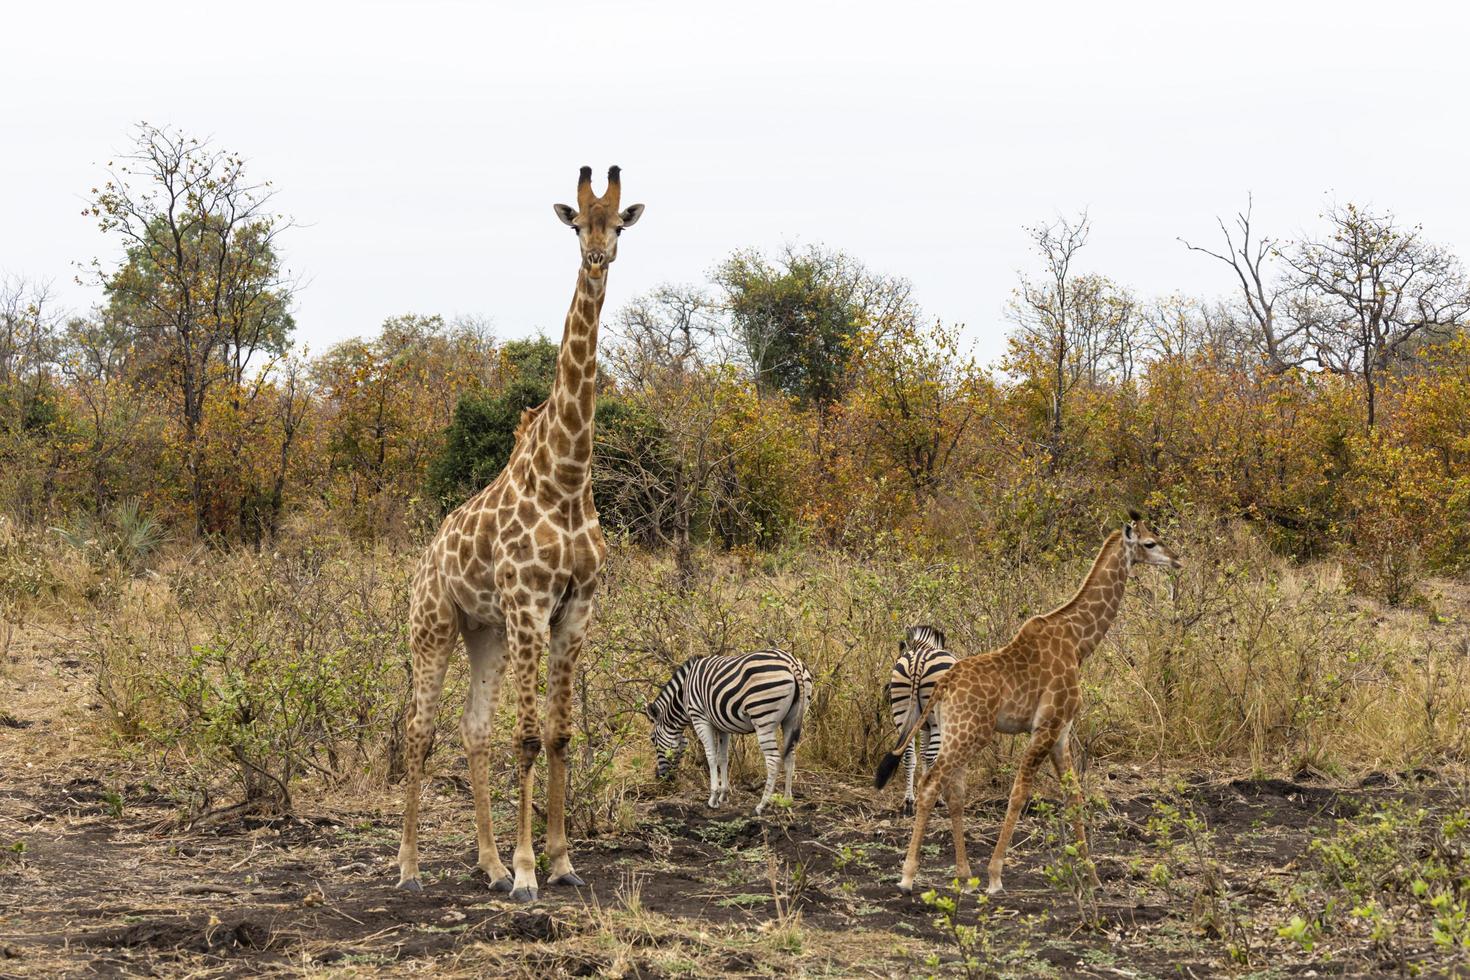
[
  {"x1": 646, "y1": 649, "x2": 812, "y2": 814},
  {"x1": 888, "y1": 624, "x2": 958, "y2": 815}
]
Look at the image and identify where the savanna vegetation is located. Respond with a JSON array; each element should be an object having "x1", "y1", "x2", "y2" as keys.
[{"x1": 3, "y1": 124, "x2": 1469, "y2": 977}]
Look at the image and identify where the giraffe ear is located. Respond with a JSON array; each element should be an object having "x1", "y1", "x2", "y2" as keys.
[
  {"x1": 1123, "y1": 522, "x2": 1136, "y2": 541},
  {"x1": 553, "y1": 204, "x2": 578, "y2": 227},
  {"x1": 619, "y1": 204, "x2": 645, "y2": 228}
]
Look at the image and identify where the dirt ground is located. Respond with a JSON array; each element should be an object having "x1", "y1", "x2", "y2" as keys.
[{"x1": 2, "y1": 644, "x2": 1467, "y2": 978}]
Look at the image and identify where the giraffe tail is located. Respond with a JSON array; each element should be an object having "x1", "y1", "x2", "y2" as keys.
[{"x1": 874, "y1": 675, "x2": 946, "y2": 790}]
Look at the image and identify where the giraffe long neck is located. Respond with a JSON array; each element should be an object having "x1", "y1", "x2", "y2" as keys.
[
  {"x1": 1050, "y1": 531, "x2": 1130, "y2": 661},
  {"x1": 543, "y1": 264, "x2": 607, "y2": 490}
]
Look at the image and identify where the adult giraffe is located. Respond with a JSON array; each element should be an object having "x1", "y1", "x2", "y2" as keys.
[{"x1": 396, "y1": 166, "x2": 643, "y2": 903}]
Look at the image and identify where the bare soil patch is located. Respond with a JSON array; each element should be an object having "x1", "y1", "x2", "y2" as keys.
[{"x1": 1, "y1": 754, "x2": 1460, "y2": 978}]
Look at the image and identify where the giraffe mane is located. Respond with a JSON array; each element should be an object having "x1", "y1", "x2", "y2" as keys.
[
  {"x1": 1050, "y1": 530, "x2": 1125, "y2": 618},
  {"x1": 513, "y1": 400, "x2": 549, "y2": 444}
]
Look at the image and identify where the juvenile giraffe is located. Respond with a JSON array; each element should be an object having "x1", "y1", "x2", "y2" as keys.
[
  {"x1": 875, "y1": 512, "x2": 1182, "y2": 896},
  {"x1": 396, "y1": 166, "x2": 644, "y2": 903}
]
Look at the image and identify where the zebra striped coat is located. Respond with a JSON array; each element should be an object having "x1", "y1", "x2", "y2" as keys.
[
  {"x1": 646, "y1": 649, "x2": 812, "y2": 814},
  {"x1": 888, "y1": 625, "x2": 957, "y2": 815}
]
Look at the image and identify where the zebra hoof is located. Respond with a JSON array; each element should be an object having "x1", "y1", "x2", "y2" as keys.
[
  {"x1": 901, "y1": 800, "x2": 915, "y2": 817},
  {"x1": 549, "y1": 871, "x2": 587, "y2": 888},
  {"x1": 509, "y1": 885, "x2": 539, "y2": 904},
  {"x1": 395, "y1": 877, "x2": 423, "y2": 893}
]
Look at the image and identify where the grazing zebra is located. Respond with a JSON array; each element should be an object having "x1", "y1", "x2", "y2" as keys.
[
  {"x1": 888, "y1": 625, "x2": 958, "y2": 815},
  {"x1": 646, "y1": 649, "x2": 812, "y2": 814}
]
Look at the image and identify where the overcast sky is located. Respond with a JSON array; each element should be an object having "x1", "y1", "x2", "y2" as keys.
[{"x1": 3, "y1": 0, "x2": 1467, "y2": 364}]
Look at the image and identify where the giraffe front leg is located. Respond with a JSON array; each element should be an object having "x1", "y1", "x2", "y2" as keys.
[
  {"x1": 1050, "y1": 728, "x2": 1099, "y2": 888},
  {"x1": 397, "y1": 612, "x2": 454, "y2": 892},
  {"x1": 545, "y1": 590, "x2": 593, "y2": 888},
  {"x1": 461, "y1": 621, "x2": 512, "y2": 892},
  {"x1": 505, "y1": 610, "x2": 548, "y2": 904}
]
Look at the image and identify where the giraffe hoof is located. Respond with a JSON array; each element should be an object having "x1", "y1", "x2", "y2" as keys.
[
  {"x1": 549, "y1": 872, "x2": 587, "y2": 888},
  {"x1": 986, "y1": 880, "x2": 1004, "y2": 896},
  {"x1": 509, "y1": 886, "x2": 539, "y2": 904},
  {"x1": 897, "y1": 882, "x2": 914, "y2": 896},
  {"x1": 395, "y1": 877, "x2": 423, "y2": 893},
  {"x1": 489, "y1": 876, "x2": 514, "y2": 893}
]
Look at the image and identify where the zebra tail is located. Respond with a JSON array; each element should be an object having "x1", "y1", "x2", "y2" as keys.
[
  {"x1": 874, "y1": 676, "x2": 946, "y2": 790},
  {"x1": 781, "y1": 677, "x2": 808, "y2": 760}
]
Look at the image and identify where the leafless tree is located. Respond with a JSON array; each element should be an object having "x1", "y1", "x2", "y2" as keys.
[
  {"x1": 1286, "y1": 202, "x2": 1470, "y2": 428},
  {"x1": 601, "y1": 284, "x2": 747, "y2": 587},
  {"x1": 1182, "y1": 196, "x2": 1309, "y2": 373},
  {"x1": 1009, "y1": 212, "x2": 1093, "y2": 464}
]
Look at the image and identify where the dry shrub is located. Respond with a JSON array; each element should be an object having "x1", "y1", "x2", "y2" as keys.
[
  {"x1": 9, "y1": 509, "x2": 1465, "y2": 818},
  {"x1": 75, "y1": 533, "x2": 445, "y2": 817}
]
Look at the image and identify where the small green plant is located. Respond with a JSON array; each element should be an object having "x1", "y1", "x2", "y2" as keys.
[
  {"x1": 918, "y1": 879, "x2": 1034, "y2": 980},
  {"x1": 102, "y1": 789, "x2": 124, "y2": 818},
  {"x1": 834, "y1": 843, "x2": 869, "y2": 872},
  {"x1": 1033, "y1": 775, "x2": 1101, "y2": 929},
  {"x1": 1277, "y1": 914, "x2": 1319, "y2": 953},
  {"x1": 1289, "y1": 801, "x2": 1470, "y2": 973},
  {"x1": 1147, "y1": 799, "x2": 1252, "y2": 967}
]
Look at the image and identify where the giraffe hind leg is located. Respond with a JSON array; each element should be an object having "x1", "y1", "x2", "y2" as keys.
[
  {"x1": 898, "y1": 716, "x2": 986, "y2": 895},
  {"x1": 396, "y1": 599, "x2": 456, "y2": 891}
]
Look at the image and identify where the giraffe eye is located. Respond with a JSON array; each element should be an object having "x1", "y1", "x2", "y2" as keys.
[{"x1": 1144, "y1": 542, "x2": 1156, "y2": 549}]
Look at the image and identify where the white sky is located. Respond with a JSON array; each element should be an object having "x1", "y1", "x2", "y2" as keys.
[{"x1": 3, "y1": 0, "x2": 1467, "y2": 365}]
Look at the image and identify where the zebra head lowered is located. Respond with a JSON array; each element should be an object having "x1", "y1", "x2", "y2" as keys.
[{"x1": 646, "y1": 661, "x2": 693, "y2": 779}]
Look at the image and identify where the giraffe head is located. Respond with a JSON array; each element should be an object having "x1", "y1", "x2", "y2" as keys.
[
  {"x1": 1124, "y1": 510, "x2": 1182, "y2": 570},
  {"x1": 646, "y1": 661, "x2": 692, "y2": 779},
  {"x1": 553, "y1": 165, "x2": 645, "y2": 280}
]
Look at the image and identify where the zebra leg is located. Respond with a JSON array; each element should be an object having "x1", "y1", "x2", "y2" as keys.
[
  {"x1": 714, "y1": 731, "x2": 732, "y2": 806},
  {"x1": 753, "y1": 724, "x2": 783, "y2": 815},
  {"x1": 693, "y1": 719, "x2": 721, "y2": 809}
]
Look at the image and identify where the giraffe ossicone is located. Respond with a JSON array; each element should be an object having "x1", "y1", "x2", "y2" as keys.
[{"x1": 396, "y1": 166, "x2": 643, "y2": 903}]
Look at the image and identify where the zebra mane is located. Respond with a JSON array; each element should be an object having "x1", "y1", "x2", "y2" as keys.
[
  {"x1": 904, "y1": 624, "x2": 947, "y2": 651},
  {"x1": 648, "y1": 659, "x2": 696, "y2": 721}
]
